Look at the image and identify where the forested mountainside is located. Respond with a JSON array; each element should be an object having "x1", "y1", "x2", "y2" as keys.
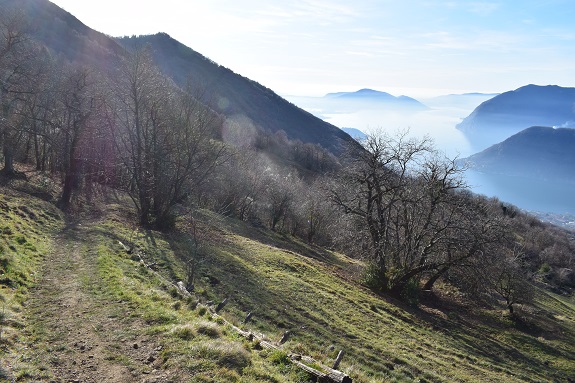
[
  {"x1": 1, "y1": 0, "x2": 354, "y2": 155},
  {"x1": 0, "y1": 0, "x2": 124, "y2": 68}
]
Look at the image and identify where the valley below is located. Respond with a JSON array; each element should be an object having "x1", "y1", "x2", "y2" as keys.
[{"x1": 287, "y1": 90, "x2": 575, "y2": 222}]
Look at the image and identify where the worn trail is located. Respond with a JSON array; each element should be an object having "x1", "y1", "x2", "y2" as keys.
[{"x1": 17, "y1": 222, "x2": 162, "y2": 383}]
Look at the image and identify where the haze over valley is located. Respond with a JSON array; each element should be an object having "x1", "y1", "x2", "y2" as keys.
[
  {"x1": 2, "y1": 1, "x2": 575, "y2": 382},
  {"x1": 287, "y1": 87, "x2": 575, "y2": 219}
]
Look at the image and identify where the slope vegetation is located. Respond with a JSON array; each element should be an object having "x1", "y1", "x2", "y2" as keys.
[{"x1": 1, "y1": 179, "x2": 575, "y2": 382}]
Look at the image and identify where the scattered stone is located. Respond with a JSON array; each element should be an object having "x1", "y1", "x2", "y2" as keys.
[{"x1": 133, "y1": 343, "x2": 139, "y2": 349}]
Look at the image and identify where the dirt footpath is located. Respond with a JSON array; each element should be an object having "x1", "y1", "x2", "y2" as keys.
[{"x1": 12, "y1": 222, "x2": 167, "y2": 383}]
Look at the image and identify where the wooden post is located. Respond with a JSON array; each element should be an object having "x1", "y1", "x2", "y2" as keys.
[
  {"x1": 279, "y1": 330, "x2": 291, "y2": 344},
  {"x1": 332, "y1": 350, "x2": 344, "y2": 370},
  {"x1": 215, "y1": 297, "x2": 228, "y2": 313},
  {"x1": 243, "y1": 312, "x2": 253, "y2": 324}
]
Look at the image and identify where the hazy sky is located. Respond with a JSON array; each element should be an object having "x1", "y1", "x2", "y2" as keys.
[{"x1": 48, "y1": 0, "x2": 575, "y2": 97}]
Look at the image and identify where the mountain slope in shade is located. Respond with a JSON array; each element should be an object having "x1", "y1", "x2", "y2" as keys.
[
  {"x1": 116, "y1": 34, "x2": 355, "y2": 154},
  {"x1": 1, "y1": 0, "x2": 125, "y2": 70},
  {"x1": 456, "y1": 84, "x2": 575, "y2": 150},
  {"x1": 463, "y1": 126, "x2": 575, "y2": 183},
  {"x1": 2, "y1": 0, "x2": 354, "y2": 155}
]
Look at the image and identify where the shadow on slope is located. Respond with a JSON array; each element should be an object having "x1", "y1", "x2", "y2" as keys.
[{"x1": 165, "y1": 210, "x2": 575, "y2": 383}]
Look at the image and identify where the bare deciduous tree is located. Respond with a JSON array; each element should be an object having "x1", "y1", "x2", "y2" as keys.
[
  {"x1": 107, "y1": 47, "x2": 225, "y2": 228},
  {"x1": 0, "y1": 10, "x2": 33, "y2": 176},
  {"x1": 330, "y1": 131, "x2": 473, "y2": 297}
]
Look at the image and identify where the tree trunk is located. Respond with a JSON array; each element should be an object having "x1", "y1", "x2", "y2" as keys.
[
  {"x1": 506, "y1": 300, "x2": 514, "y2": 314},
  {"x1": 58, "y1": 162, "x2": 77, "y2": 209},
  {"x1": 58, "y1": 133, "x2": 81, "y2": 210},
  {"x1": 2, "y1": 139, "x2": 15, "y2": 175},
  {"x1": 388, "y1": 264, "x2": 436, "y2": 297},
  {"x1": 422, "y1": 266, "x2": 449, "y2": 291}
]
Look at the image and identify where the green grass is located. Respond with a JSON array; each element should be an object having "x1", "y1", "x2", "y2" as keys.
[
  {"x1": 176, "y1": 209, "x2": 575, "y2": 383},
  {"x1": 0, "y1": 187, "x2": 63, "y2": 348},
  {"x1": 2, "y1": 180, "x2": 574, "y2": 383},
  {"x1": 0, "y1": 183, "x2": 63, "y2": 379},
  {"x1": 85, "y1": 210, "x2": 311, "y2": 382}
]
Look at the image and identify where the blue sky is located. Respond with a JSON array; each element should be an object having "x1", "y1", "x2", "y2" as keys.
[{"x1": 49, "y1": 0, "x2": 575, "y2": 97}]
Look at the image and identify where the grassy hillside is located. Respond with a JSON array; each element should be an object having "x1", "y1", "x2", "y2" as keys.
[
  {"x1": 1, "y1": 179, "x2": 574, "y2": 382},
  {"x1": 178, "y1": 211, "x2": 575, "y2": 383}
]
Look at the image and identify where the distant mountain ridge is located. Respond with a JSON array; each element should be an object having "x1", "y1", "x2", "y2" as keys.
[
  {"x1": 457, "y1": 84, "x2": 575, "y2": 149},
  {"x1": 324, "y1": 88, "x2": 427, "y2": 110},
  {"x1": 341, "y1": 127, "x2": 367, "y2": 141},
  {"x1": 463, "y1": 126, "x2": 575, "y2": 183}
]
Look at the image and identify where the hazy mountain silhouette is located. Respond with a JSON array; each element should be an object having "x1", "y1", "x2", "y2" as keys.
[
  {"x1": 116, "y1": 33, "x2": 354, "y2": 154},
  {"x1": 324, "y1": 88, "x2": 428, "y2": 111},
  {"x1": 457, "y1": 85, "x2": 575, "y2": 150},
  {"x1": 2, "y1": 0, "x2": 354, "y2": 155},
  {"x1": 463, "y1": 126, "x2": 575, "y2": 183}
]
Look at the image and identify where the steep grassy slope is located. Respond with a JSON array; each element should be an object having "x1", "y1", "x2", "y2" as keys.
[
  {"x1": 0, "y1": 182, "x2": 310, "y2": 382},
  {"x1": 180, "y1": 211, "x2": 575, "y2": 383},
  {"x1": 1, "y1": 181, "x2": 574, "y2": 382},
  {"x1": 0, "y1": 177, "x2": 63, "y2": 379}
]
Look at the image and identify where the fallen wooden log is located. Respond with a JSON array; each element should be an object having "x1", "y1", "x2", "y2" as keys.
[{"x1": 298, "y1": 355, "x2": 352, "y2": 383}]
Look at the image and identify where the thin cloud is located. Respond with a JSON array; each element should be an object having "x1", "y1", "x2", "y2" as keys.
[{"x1": 467, "y1": 2, "x2": 501, "y2": 16}]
